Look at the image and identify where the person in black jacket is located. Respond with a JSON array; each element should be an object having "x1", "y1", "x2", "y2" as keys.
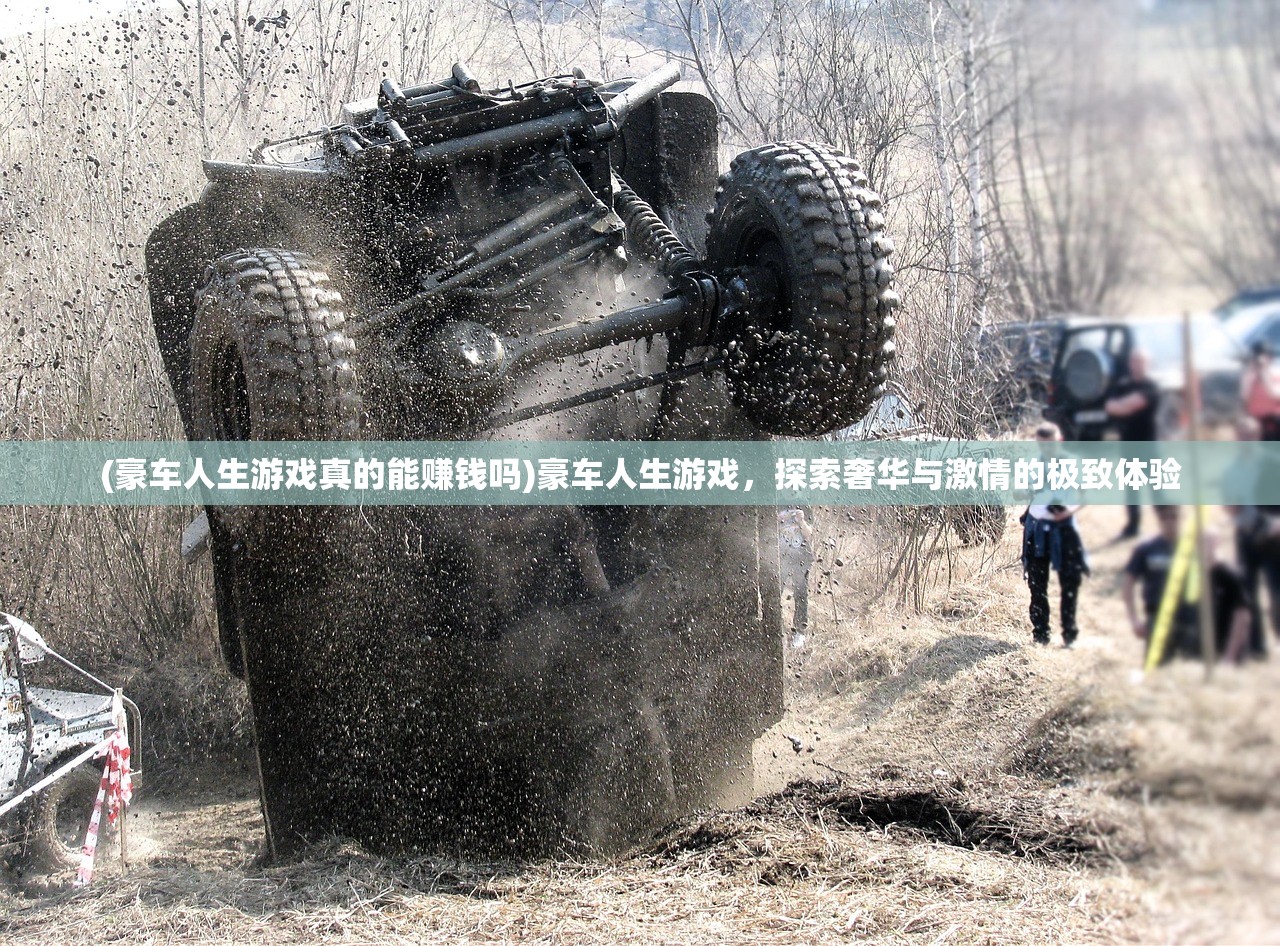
[
  {"x1": 1106, "y1": 349, "x2": 1160, "y2": 540},
  {"x1": 1225, "y1": 416, "x2": 1280, "y2": 654}
]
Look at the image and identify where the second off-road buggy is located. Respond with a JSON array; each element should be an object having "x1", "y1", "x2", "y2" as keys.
[
  {"x1": 146, "y1": 61, "x2": 898, "y2": 857},
  {"x1": 1, "y1": 613, "x2": 139, "y2": 877}
]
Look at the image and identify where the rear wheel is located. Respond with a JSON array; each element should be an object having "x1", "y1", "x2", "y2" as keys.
[
  {"x1": 706, "y1": 141, "x2": 899, "y2": 436},
  {"x1": 19, "y1": 756, "x2": 104, "y2": 875}
]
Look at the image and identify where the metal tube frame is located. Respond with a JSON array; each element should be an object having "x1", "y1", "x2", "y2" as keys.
[
  {"x1": 506, "y1": 296, "x2": 690, "y2": 375},
  {"x1": 490, "y1": 356, "x2": 722, "y2": 428}
]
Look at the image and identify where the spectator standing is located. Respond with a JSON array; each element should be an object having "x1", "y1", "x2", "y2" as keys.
[
  {"x1": 1225, "y1": 416, "x2": 1280, "y2": 654},
  {"x1": 1241, "y1": 340, "x2": 1280, "y2": 441},
  {"x1": 1021, "y1": 423, "x2": 1088, "y2": 647},
  {"x1": 1123, "y1": 506, "x2": 1254, "y2": 665},
  {"x1": 1105, "y1": 349, "x2": 1160, "y2": 540}
]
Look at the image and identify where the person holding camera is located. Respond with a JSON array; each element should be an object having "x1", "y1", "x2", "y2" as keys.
[
  {"x1": 1242, "y1": 340, "x2": 1280, "y2": 441},
  {"x1": 1021, "y1": 423, "x2": 1089, "y2": 647}
]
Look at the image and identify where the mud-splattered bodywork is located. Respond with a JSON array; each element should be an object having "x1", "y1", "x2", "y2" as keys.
[{"x1": 146, "y1": 74, "x2": 787, "y2": 857}]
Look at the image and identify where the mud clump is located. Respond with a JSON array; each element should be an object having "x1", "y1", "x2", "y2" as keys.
[
  {"x1": 643, "y1": 775, "x2": 1131, "y2": 882},
  {"x1": 1005, "y1": 692, "x2": 1134, "y2": 784}
]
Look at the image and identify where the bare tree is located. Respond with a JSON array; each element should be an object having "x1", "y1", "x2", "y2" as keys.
[
  {"x1": 982, "y1": 0, "x2": 1144, "y2": 317},
  {"x1": 393, "y1": 0, "x2": 493, "y2": 82},
  {"x1": 1177, "y1": 0, "x2": 1280, "y2": 291},
  {"x1": 302, "y1": 0, "x2": 375, "y2": 118},
  {"x1": 490, "y1": 0, "x2": 621, "y2": 79},
  {"x1": 955, "y1": 0, "x2": 990, "y2": 328},
  {"x1": 205, "y1": 1, "x2": 298, "y2": 137}
]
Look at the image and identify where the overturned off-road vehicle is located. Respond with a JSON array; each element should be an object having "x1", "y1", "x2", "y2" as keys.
[{"x1": 146, "y1": 61, "x2": 898, "y2": 857}]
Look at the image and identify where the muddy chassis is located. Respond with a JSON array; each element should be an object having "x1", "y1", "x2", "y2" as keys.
[{"x1": 146, "y1": 62, "x2": 899, "y2": 857}]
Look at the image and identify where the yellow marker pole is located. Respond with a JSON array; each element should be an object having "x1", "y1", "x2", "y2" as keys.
[
  {"x1": 1182, "y1": 311, "x2": 1216, "y2": 677},
  {"x1": 1145, "y1": 512, "x2": 1199, "y2": 672}
]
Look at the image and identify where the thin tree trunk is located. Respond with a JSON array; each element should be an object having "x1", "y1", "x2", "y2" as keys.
[
  {"x1": 961, "y1": 0, "x2": 988, "y2": 334},
  {"x1": 928, "y1": 0, "x2": 961, "y2": 376},
  {"x1": 197, "y1": 0, "x2": 209, "y2": 158},
  {"x1": 773, "y1": 0, "x2": 788, "y2": 138}
]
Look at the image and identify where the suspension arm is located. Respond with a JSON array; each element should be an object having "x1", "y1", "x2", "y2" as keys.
[
  {"x1": 505, "y1": 296, "x2": 690, "y2": 375},
  {"x1": 489, "y1": 357, "x2": 723, "y2": 428}
]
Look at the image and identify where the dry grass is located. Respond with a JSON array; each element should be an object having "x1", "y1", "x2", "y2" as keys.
[
  {"x1": 645, "y1": 774, "x2": 1131, "y2": 872},
  {"x1": 0, "y1": 791, "x2": 1137, "y2": 946}
]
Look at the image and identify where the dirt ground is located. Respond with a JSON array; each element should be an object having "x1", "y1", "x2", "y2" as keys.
[{"x1": 1, "y1": 504, "x2": 1277, "y2": 945}]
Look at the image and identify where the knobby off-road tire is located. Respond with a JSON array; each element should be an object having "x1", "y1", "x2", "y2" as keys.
[
  {"x1": 19, "y1": 756, "x2": 104, "y2": 876},
  {"x1": 706, "y1": 141, "x2": 899, "y2": 436},
  {"x1": 189, "y1": 248, "x2": 364, "y2": 674},
  {"x1": 190, "y1": 248, "x2": 363, "y2": 445},
  {"x1": 189, "y1": 247, "x2": 363, "y2": 539}
]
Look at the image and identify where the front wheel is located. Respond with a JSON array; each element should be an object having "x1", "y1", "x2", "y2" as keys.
[{"x1": 706, "y1": 141, "x2": 899, "y2": 436}]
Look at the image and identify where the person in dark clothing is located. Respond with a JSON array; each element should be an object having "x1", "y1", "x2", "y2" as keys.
[
  {"x1": 1225, "y1": 417, "x2": 1279, "y2": 656},
  {"x1": 1123, "y1": 506, "x2": 1254, "y2": 664},
  {"x1": 1021, "y1": 423, "x2": 1089, "y2": 647},
  {"x1": 1106, "y1": 349, "x2": 1161, "y2": 540},
  {"x1": 1233, "y1": 505, "x2": 1279, "y2": 655}
]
